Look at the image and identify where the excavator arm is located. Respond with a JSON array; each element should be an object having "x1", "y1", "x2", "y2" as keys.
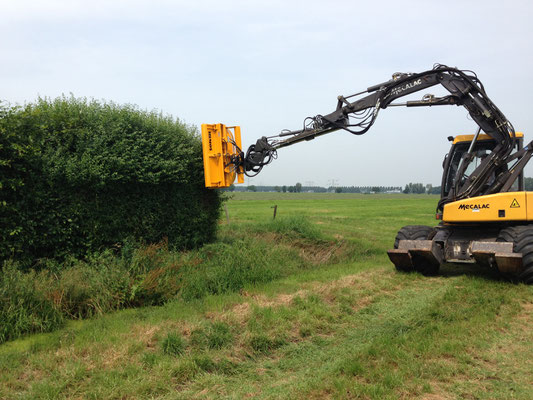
[{"x1": 204, "y1": 64, "x2": 532, "y2": 209}]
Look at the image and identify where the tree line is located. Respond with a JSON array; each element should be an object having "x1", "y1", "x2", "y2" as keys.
[
  {"x1": 224, "y1": 177, "x2": 533, "y2": 196},
  {"x1": 227, "y1": 184, "x2": 442, "y2": 194}
]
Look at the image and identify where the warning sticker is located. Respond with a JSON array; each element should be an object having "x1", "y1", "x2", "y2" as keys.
[{"x1": 510, "y1": 199, "x2": 520, "y2": 208}]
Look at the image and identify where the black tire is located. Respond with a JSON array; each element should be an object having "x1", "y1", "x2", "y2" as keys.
[
  {"x1": 393, "y1": 225, "x2": 437, "y2": 274},
  {"x1": 497, "y1": 225, "x2": 533, "y2": 284}
]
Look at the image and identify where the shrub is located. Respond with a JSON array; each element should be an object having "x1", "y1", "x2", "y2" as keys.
[{"x1": 0, "y1": 97, "x2": 222, "y2": 266}]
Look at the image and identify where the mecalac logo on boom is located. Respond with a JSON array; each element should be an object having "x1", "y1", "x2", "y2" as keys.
[
  {"x1": 458, "y1": 204, "x2": 490, "y2": 210},
  {"x1": 389, "y1": 79, "x2": 423, "y2": 97}
]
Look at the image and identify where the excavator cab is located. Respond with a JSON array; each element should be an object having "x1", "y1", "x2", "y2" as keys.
[
  {"x1": 441, "y1": 133, "x2": 524, "y2": 200},
  {"x1": 388, "y1": 131, "x2": 532, "y2": 280}
]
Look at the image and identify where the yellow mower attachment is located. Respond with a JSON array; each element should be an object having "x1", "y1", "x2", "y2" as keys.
[{"x1": 201, "y1": 123, "x2": 244, "y2": 188}]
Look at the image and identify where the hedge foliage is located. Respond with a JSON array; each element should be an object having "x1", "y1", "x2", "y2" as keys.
[{"x1": 0, "y1": 97, "x2": 221, "y2": 266}]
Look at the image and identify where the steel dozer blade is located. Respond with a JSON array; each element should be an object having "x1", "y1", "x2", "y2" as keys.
[
  {"x1": 387, "y1": 248, "x2": 413, "y2": 270},
  {"x1": 388, "y1": 237, "x2": 524, "y2": 275},
  {"x1": 201, "y1": 124, "x2": 245, "y2": 188},
  {"x1": 387, "y1": 240, "x2": 443, "y2": 272},
  {"x1": 470, "y1": 241, "x2": 522, "y2": 273}
]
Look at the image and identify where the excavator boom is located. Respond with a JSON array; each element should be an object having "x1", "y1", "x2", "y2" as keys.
[
  {"x1": 202, "y1": 64, "x2": 532, "y2": 210},
  {"x1": 201, "y1": 64, "x2": 533, "y2": 284}
]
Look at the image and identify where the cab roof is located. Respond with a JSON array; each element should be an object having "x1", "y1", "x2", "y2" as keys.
[{"x1": 453, "y1": 132, "x2": 523, "y2": 144}]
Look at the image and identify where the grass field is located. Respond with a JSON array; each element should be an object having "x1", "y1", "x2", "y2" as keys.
[{"x1": 1, "y1": 193, "x2": 532, "y2": 399}]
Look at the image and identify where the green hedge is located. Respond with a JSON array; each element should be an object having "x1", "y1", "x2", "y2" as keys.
[{"x1": 0, "y1": 97, "x2": 221, "y2": 266}]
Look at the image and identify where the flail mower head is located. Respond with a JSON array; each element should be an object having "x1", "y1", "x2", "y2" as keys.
[{"x1": 201, "y1": 123, "x2": 245, "y2": 188}]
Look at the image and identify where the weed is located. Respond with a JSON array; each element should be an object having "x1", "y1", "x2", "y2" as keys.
[
  {"x1": 337, "y1": 357, "x2": 365, "y2": 376},
  {"x1": 206, "y1": 322, "x2": 233, "y2": 349},
  {"x1": 161, "y1": 332, "x2": 185, "y2": 356},
  {"x1": 191, "y1": 355, "x2": 238, "y2": 375},
  {"x1": 189, "y1": 328, "x2": 208, "y2": 349},
  {"x1": 216, "y1": 358, "x2": 239, "y2": 375},
  {"x1": 299, "y1": 326, "x2": 312, "y2": 338},
  {"x1": 128, "y1": 342, "x2": 145, "y2": 355},
  {"x1": 192, "y1": 355, "x2": 216, "y2": 372},
  {"x1": 249, "y1": 334, "x2": 286, "y2": 354},
  {"x1": 141, "y1": 352, "x2": 158, "y2": 368},
  {"x1": 171, "y1": 360, "x2": 199, "y2": 383}
]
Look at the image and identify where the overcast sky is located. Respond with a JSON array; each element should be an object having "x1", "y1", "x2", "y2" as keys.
[{"x1": 2, "y1": 0, "x2": 533, "y2": 187}]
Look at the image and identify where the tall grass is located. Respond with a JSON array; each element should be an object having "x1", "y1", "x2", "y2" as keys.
[
  {"x1": 0, "y1": 263, "x2": 64, "y2": 343},
  {"x1": 0, "y1": 216, "x2": 332, "y2": 344},
  {"x1": 259, "y1": 215, "x2": 322, "y2": 240}
]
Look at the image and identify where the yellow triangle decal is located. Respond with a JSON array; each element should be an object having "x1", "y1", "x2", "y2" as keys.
[{"x1": 510, "y1": 198, "x2": 520, "y2": 208}]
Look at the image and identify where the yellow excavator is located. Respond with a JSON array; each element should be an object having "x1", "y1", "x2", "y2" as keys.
[{"x1": 201, "y1": 64, "x2": 533, "y2": 284}]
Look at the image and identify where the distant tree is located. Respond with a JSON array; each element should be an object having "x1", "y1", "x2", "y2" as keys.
[
  {"x1": 228, "y1": 184, "x2": 235, "y2": 192},
  {"x1": 525, "y1": 177, "x2": 533, "y2": 190},
  {"x1": 429, "y1": 185, "x2": 442, "y2": 195},
  {"x1": 425, "y1": 184, "x2": 432, "y2": 195},
  {"x1": 415, "y1": 183, "x2": 426, "y2": 194},
  {"x1": 295, "y1": 182, "x2": 302, "y2": 193},
  {"x1": 371, "y1": 186, "x2": 381, "y2": 193},
  {"x1": 288, "y1": 186, "x2": 295, "y2": 193},
  {"x1": 274, "y1": 186, "x2": 281, "y2": 192},
  {"x1": 248, "y1": 185, "x2": 257, "y2": 192},
  {"x1": 403, "y1": 183, "x2": 425, "y2": 194},
  {"x1": 282, "y1": 185, "x2": 287, "y2": 193},
  {"x1": 335, "y1": 187, "x2": 342, "y2": 193}
]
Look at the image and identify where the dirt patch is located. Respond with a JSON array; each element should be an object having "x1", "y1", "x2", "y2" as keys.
[
  {"x1": 129, "y1": 324, "x2": 160, "y2": 348},
  {"x1": 100, "y1": 346, "x2": 129, "y2": 369},
  {"x1": 16, "y1": 368, "x2": 46, "y2": 384},
  {"x1": 420, "y1": 393, "x2": 453, "y2": 400},
  {"x1": 304, "y1": 388, "x2": 334, "y2": 400},
  {"x1": 252, "y1": 290, "x2": 307, "y2": 308},
  {"x1": 231, "y1": 302, "x2": 252, "y2": 320},
  {"x1": 515, "y1": 301, "x2": 533, "y2": 323}
]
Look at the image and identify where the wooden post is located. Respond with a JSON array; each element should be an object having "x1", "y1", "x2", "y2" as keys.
[
  {"x1": 224, "y1": 204, "x2": 230, "y2": 223},
  {"x1": 272, "y1": 205, "x2": 277, "y2": 219}
]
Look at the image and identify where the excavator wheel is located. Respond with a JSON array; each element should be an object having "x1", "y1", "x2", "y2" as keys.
[
  {"x1": 393, "y1": 225, "x2": 437, "y2": 274},
  {"x1": 497, "y1": 225, "x2": 533, "y2": 284}
]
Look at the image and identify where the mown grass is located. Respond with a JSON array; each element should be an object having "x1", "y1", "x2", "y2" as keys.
[{"x1": 1, "y1": 193, "x2": 532, "y2": 399}]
